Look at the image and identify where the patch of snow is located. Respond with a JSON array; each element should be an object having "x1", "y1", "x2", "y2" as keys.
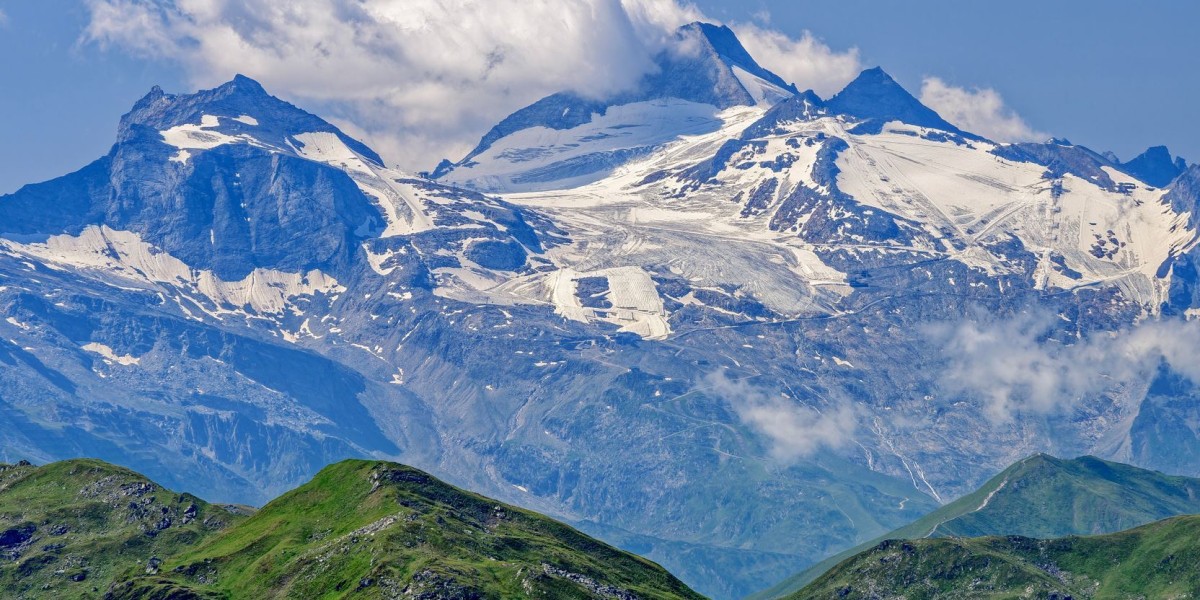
[
  {"x1": 1, "y1": 226, "x2": 344, "y2": 318},
  {"x1": 292, "y1": 132, "x2": 376, "y2": 177},
  {"x1": 364, "y1": 245, "x2": 400, "y2": 276},
  {"x1": 832, "y1": 123, "x2": 1196, "y2": 308},
  {"x1": 81, "y1": 342, "x2": 140, "y2": 366},
  {"x1": 545, "y1": 266, "x2": 671, "y2": 339},
  {"x1": 159, "y1": 114, "x2": 269, "y2": 164},
  {"x1": 442, "y1": 99, "x2": 729, "y2": 193},
  {"x1": 290, "y1": 132, "x2": 434, "y2": 237},
  {"x1": 729, "y1": 65, "x2": 792, "y2": 107}
]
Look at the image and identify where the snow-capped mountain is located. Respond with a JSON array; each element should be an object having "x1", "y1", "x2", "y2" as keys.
[
  {"x1": 2, "y1": 23, "x2": 1200, "y2": 600},
  {"x1": 434, "y1": 22, "x2": 797, "y2": 193},
  {"x1": 423, "y1": 64, "x2": 1198, "y2": 349}
]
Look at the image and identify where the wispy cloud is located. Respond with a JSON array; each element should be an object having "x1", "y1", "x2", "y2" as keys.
[
  {"x1": 707, "y1": 371, "x2": 858, "y2": 460},
  {"x1": 733, "y1": 24, "x2": 861, "y2": 97},
  {"x1": 926, "y1": 311, "x2": 1200, "y2": 422},
  {"x1": 920, "y1": 77, "x2": 1048, "y2": 142},
  {"x1": 80, "y1": 0, "x2": 858, "y2": 172}
]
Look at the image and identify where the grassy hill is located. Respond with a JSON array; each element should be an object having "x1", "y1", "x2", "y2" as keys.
[
  {"x1": 755, "y1": 454, "x2": 1200, "y2": 598},
  {"x1": 0, "y1": 458, "x2": 702, "y2": 599},
  {"x1": 792, "y1": 514, "x2": 1200, "y2": 599},
  {"x1": 0, "y1": 458, "x2": 244, "y2": 598}
]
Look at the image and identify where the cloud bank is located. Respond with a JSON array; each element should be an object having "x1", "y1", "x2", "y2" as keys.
[
  {"x1": 927, "y1": 311, "x2": 1200, "y2": 422},
  {"x1": 920, "y1": 77, "x2": 1047, "y2": 142},
  {"x1": 707, "y1": 372, "x2": 858, "y2": 460},
  {"x1": 82, "y1": 0, "x2": 860, "y2": 172}
]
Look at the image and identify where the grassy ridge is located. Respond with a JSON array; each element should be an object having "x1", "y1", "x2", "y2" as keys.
[
  {"x1": 793, "y1": 514, "x2": 1200, "y2": 599},
  {"x1": 756, "y1": 454, "x2": 1200, "y2": 599},
  {"x1": 0, "y1": 459, "x2": 702, "y2": 599},
  {"x1": 130, "y1": 459, "x2": 704, "y2": 599},
  {"x1": 0, "y1": 458, "x2": 243, "y2": 598}
]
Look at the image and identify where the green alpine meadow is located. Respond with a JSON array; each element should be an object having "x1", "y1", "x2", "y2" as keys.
[
  {"x1": 5, "y1": 453, "x2": 1200, "y2": 598},
  {"x1": 791, "y1": 515, "x2": 1200, "y2": 599},
  {"x1": 757, "y1": 454, "x2": 1200, "y2": 598},
  {"x1": 0, "y1": 459, "x2": 701, "y2": 599},
  {"x1": 0, "y1": 458, "x2": 245, "y2": 598}
]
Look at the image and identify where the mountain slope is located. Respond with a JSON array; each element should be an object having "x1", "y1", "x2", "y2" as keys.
[
  {"x1": 755, "y1": 454, "x2": 1200, "y2": 598},
  {"x1": 791, "y1": 514, "x2": 1200, "y2": 599},
  {"x1": 82, "y1": 458, "x2": 699, "y2": 599},
  {"x1": 0, "y1": 459, "x2": 245, "y2": 598}
]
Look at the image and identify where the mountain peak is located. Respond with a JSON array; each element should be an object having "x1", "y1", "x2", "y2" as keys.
[
  {"x1": 681, "y1": 23, "x2": 757, "y2": 70},
  {"x1": 635, "y1": 20, "x2": 795, "y2": 109},
  {"x1": 435, "y1": 20, "x2": 796, "y2": 190},
  {"x1": 858, "y1": 66, "x2": 896, "y2": 81},
  {"x1": 1122, "y1": 145, "x2": 1186, "y2": 187},
  {"x1": 117, "y1": 76, "x2": 384, "y2": 167},
  {"x1": 836, "y1": 66, "x2": 906, "y2": 97},
  {"x1": 674, "y1": 21, "x2": 797, "y2": 96},
  {"x1": 231, "y1": 72, "x2": 264, "y2": 87},
  {"x1": 213, "y1": 73, "x2": 270, "y2": 98},
  {"x1": 827, "y1": 66, "x2": 962, "y2": 134}
]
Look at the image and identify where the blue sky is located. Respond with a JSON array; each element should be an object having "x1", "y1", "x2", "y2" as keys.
[
  {"x1": 0, "y1": 1, "x2": 185, "y2": 193},
  {"x1": 1, "y1": 0, "x2": 1196, "y2": 194}
]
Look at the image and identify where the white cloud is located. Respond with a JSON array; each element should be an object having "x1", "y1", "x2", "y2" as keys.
[
  {"x1": 919, "y1": 77, "x2": 1047, "y2": 142},
  {"x1": 84, "y1": 0, "x2": 670, "y2": 169},
  {"x1": 0, "y1": 8, "x2": 8, "y2": 26},
  {"x1": 733, "y1": 24, "x2": 861, "y2": 97},
  {"x1": 707, "y1": 371, "x2": 857, "y2": 460},
  {"x1": 927, "y1": 311, "x2": 1200, "y2": 423},
  {"x1": 619, "y1": 0, "x2": 705, "y2": 42},
  {"x1": 80, "y1": 0, "x2": 858, "y2": 172}
]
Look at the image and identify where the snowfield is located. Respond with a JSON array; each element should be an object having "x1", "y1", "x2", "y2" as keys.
[{"x1": 1, "y1": 226, "x2": 344, "y2": 320}]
